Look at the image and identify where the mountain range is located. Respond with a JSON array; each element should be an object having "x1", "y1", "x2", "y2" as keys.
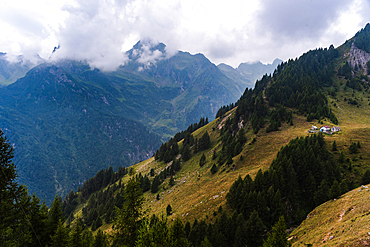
[
  {"x1": 0, "y1": 41, "x2": 280, "y2": 203},
  {"x1": 2, "y1": 22, "x2": 370, "y2": 247},
  {"x1": 58, "y1": 23, "x2": 370, "y2": 246}
]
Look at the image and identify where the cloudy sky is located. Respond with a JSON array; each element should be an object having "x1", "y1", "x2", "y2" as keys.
[{"x1": 0, "y1": 0, "x2": 369, "y2": 70}]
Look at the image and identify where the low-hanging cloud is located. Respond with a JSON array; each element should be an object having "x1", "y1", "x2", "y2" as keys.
[
  {"x1": 50, "y1": 0, "x2": 133, "y2": 70},
  {"x1": 49, "y1": 0, "x2": 183, "y2": 71},
  {"x1": 1, "y1": 0, "x2": 370, "y2": 70}
]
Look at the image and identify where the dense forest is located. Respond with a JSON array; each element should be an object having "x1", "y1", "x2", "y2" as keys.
[
  {"x1": 354, "y1": 23, "x2": 370, "y2": 53},
  {"x1": 3, "y1": 121, "x2": 358, "y2": 247},
  {"x1": 218, "y1": 45, "x2": 340, "y2": 136}
]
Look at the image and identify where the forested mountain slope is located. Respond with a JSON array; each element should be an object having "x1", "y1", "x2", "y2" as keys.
[
  {"x1": 0, "y1": 41, "x2": 256, "y2": 204},
  {"x1": 3, "y1": 24, "x2": 370, "y2": 247},
  {"x1": 60, "y1": 23, "x2": 370, "y2": 246}
]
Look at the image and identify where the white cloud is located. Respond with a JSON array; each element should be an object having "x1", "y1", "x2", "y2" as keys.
[{"x1": 0, "y1": 0, "x2": 369, "y2": 70}]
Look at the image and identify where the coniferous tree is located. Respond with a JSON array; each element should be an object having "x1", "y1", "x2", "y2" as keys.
[
  {"x1": 166, "y1": 204, "x2": 173, "y2": 216},
  {"x1": 169, "y1": 217, "x2": 189, "y2": 247},
  {"x1": 200, "y1": 237, "x2": 213, "y2": 247},
  {"x1": 226, "y1": 156, "x2": 233, "y2": 165},
  {"x1": 70, "y1": 218, "x2": 84, "y2": 247},
  {"x1": 113, "y1": 177, "x2": 144, "y2": 247},
  {"x1": 338, "y1": 151, "x2": 345, "y2": 163},
  {"x1": 330, "y1": 180, "x2": 341, "y2": 199},
  {"x1": 332, "y1": 140, "x2": 338, "y2": 152},
  {"x1": 142, "y1": 175, "x2": 151, "y2": 192},
  {"x1": 0, "y1": 129, "x2": 47, "y2": 246},
  {"x1": 314, "y1": 179, "x2": 330, "y2": 205},
  {"x1": 210, "y1": 164, "x2": 218, "y2": 174},
  {"x1": 150, "y1": 168, "x2": 155, "y2": 177},
  {"x1": 49, "y1": 219, "x2": 70, "y2": 247},
  {"x1": 349, "y1": 142, "x2": 359, "y2": 154},
  {"x1": 340, "y1": 179, "x2": 349, "y2": 194},
  {"x1": 82, "y1": 229, "x2": 94, "y2": 247},
  {"x1": 182, "y1": 144, "x2": 192, "y2": 162},
  {"x1": 151, "y1": 176, "x2": 161, "y2": 193},
  {"x1": 361, "y1": 169, "x2": 370, "y2": 185},
  {"x1": 245, "y1": 210, "x2": 266, "y2": 247},
  {"x1": 169, "y1": 176, "x2": 175, "y2": 186},
  {"x1": 199, "y1": 154, "x2": 206, "y2": 167},
  {"x1": 136, "y1": 215, "x2": 169, "y2": 247},
  {"x1": 50, "y1": 195, "x2": 65, "y2": 233},
  {"x1": 95, "y1": 214, "x2": 103, "y2": 229},
  {"x1": 263, "y1": 216, "x2": 291, "y2": 247},
  {"x1": 93, "y1": 229, "x2": 109, "y2": 247},
  {"x1": 184, "y1": 221, "x2": 191, "y2": 238}
]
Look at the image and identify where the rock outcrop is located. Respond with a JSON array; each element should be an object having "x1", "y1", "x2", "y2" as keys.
[{"x1": 349, "y1": 42, "x2": 370, "y2": 72}]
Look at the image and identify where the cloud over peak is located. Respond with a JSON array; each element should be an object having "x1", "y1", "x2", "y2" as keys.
[{"x1": 1, "y1": 0, "x2": 369, "y2": 70}]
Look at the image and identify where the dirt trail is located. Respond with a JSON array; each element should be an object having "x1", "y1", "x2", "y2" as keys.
[{"x1": 322, "y1": 192, "x2": 354, "y2": 243}]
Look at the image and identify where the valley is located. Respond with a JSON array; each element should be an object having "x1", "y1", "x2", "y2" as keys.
[
  {"x1": 2, "y1": 22, "x2": 370, "y2": 247},
  {"x1": 0, "y1": 41, "x2": 279, "y2": 204}
]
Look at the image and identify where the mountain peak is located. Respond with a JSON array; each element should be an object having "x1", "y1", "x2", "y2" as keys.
[
  {"x1": 132, "y1": 40, "x2": 166, "y2": 53},
  {"x1": 126, "y1": 40, "x2": 170, "y2": 70}
]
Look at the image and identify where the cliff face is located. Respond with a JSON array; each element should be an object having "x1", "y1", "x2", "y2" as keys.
[{"x1": 349, "y1": 41, "x2": 370, "y2": 71}]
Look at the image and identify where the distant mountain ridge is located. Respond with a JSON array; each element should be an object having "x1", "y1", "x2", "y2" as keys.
[
  {"x1": 0, "y1": 53, "x2": 40, "y2": 86},
  {"x1": 218, "y1": 58, "x2": 283, "y2": 89},
  {"x1": 0, "y1": 41, "x2": 280, "y2": 204}
]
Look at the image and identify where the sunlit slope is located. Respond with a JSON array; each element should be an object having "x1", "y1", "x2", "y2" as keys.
[
  {"x1": 290, "y1": 183, "x2": 370, "y2": 246},
  {"x1": 129, "y1": 111, "x2": 315, "y2": 222}
]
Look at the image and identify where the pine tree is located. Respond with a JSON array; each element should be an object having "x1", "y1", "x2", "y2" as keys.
[
  {"x1": 314, "y1": 179, "x2": 330, "y2": 205},
  {"x1": 199, "y1": 154, "x2": 206, "y2": 167},
  {"x1": 49, "y1": 219, "x2": 70, "y2": 247},
  {"x1": 151, "y1": 176, "x2": 161, "y2": 193},
  {"x1": 263, "y1": 216, "x2": 291, "y2": 247},
  {"x1": 245, "y1": 210, "x2": 266, "y2": 247},
  {"x1": 332, "y1": 140, "x2": 338, "y2": 151},
  {"x1": 70, "y1": 218, "x2": 84, "y2": 247},
  {"x1": 113, "y1": 177, "x2": 144, "y2": 247},
  {"x1": 210, "y1": 164, "x2": 218, "y2": 174},
  {"x1": 234, "y1": 224, "x2": 247, "y2": 247},
  {"x1": 0, "y1": 129, "x2": 41, "y2": 245},
  {"x1": 338, "y1": 151, "x2": 345, "y2": 163},
  {"x1": 82, "y1": 229, "x2": 94, "y2": 247},
  {"x1": 169, "y1": 217, "x2": 189, "y2": 247},
  {"x1": 329, "y1": 180, "x2": 341, "y2": 199},
  {"x1": 349, "y1": 142, "x2": 359, "y2": 154},
  {"x1": 200, "y1": 237, "x2": 213, "y2": 247},
  {"x1": 182, "y1": 144, "x2": 192, "y2": 161},
  {"x1": 212, "y1": 149, "x2": 217, "y2": 160},
  {"x1": 357, "y1": 141, "x2": 361, "y2": 148},
  {"x1": 136, "y1": 215, "x2": 169, "y2": 247},
  {"x1": 167, "y1": 204, "x2": 173, "y2": 216},
  {"x1": 169, "y1": 176, "x2": 175, "y2": 186},
  {"x1": 340, "y1": 179, "x2": 349, "y2": 194},
  {"x1": 361, "y1": 169, "x2": 370, "y2": 185},
  {"x1": 49, "y1": 195, "x2": 65, "y2": 234},
  {"x1": 226, "y1": 156, "x2": 233, "y2": 165},
  {"x1": 93, "y1": 229, "x2": 109, "y2": 247}
]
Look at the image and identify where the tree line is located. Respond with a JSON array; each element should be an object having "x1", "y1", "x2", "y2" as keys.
[
  {"x1": 226, "y1": 133, "x2": 349, "y2": 242},
  {"x1": 354, "y1": 23, "x2": 370, "y2": 53},
  {"x1": 216, "y1": 45, "x2": 340, "y2": 142}
]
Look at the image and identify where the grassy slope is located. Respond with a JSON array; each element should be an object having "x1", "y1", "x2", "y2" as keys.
[
  {"x1": 115, "y1": 110, "x2": 321, "y2": 223},
  {"x1": 71, "y1": 40, "x2": 370, "y2": 246},
  {"x1": 290, "y1": 184, "x2": 370, "y2": 246},
  {"x1": 289, "y1": 41, "x2": 370, "y2": 245},
  {"x1": 74, "y1": 86, "x2": 370, "y2": 235}
]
